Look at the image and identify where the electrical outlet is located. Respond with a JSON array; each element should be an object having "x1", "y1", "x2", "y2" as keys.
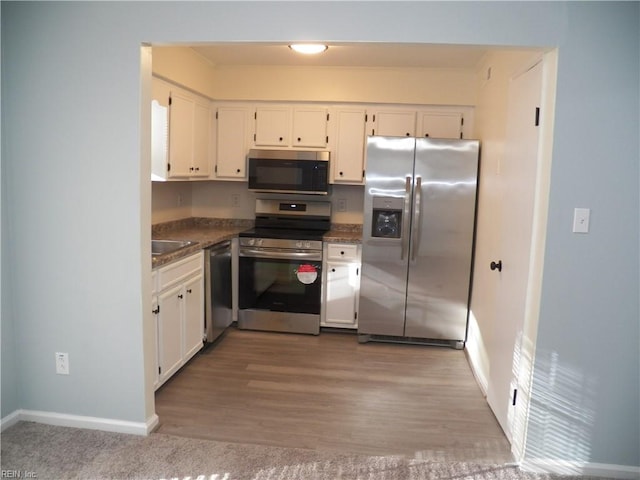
[
  {"x1": 337, "y1": 198, "x2": 347, "y2": 212},
  {"x1": 231, "y1": 194, "x2": 240, "y2": 208},
  {"x1": 55, "y1": 352, "x2": 69, "y2": 375}
]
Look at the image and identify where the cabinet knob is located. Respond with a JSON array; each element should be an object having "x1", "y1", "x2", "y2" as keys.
[
  {"x1": 279, "y1": 137, "x2": 283, "y2": 141},
  {"x1": 490, "y1": 260, "x2": 502, "y2": 272},
  {"x1": 425, "y1": 133, "x2": 430, "y2": 137},
  {"x1": 340, "y1": 251, "x2": 345, "y2": 255},
  {"x1": 406, "y1": 132, "x2": 411, "y2": 137},
  {"x1": 236, "y1": 168, "x2": 241, "y2": 173},
  {"x1": 186, "y1": 288, "x2": 192, "y2": 294},
  {"x1": 339, "y1": 171, "x2": 344, "y2": 176},
  {"x1": 297, "y1": 137, "x2": 301, "y2": 142},
  {"x1": 178, "y1": 294, "x2": 184, "y2": 299},
  {"x1": 331, "y1": 268, "x2": 336, "y2": 272}
]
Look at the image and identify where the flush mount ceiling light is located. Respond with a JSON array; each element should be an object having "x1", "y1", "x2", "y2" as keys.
[{"x1": 289, "y1": 44, "x2": 328, "y2": 55}]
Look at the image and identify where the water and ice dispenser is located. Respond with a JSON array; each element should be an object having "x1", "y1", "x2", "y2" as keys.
[{"x1": 371, "y1": 196, "x2": 403, "y2": 238}]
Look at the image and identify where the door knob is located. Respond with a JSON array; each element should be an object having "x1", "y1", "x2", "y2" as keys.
[{"x1": 490, "y1": 260, "x2": 502, "y2": 272}]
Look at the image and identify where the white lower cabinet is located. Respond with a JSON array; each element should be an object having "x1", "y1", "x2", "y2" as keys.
[
  {"x1": 153, "y1": 252, "x2": 204, "y2": 390},
  {"x1": 322, "y1": 243, "x2": 361, "y2": 329}
]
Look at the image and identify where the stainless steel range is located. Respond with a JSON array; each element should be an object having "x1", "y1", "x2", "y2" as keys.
[{"x1": 238, "y1": 199, "x2": 331, "y2": 335}]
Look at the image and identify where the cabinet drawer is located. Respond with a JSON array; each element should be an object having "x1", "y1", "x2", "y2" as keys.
[
  {"x1": 326, "y1": 244, "x2": 359, "y2": 261},
  {"x1": 157, "y1": 252, "x2": 203, "y2": 291}
]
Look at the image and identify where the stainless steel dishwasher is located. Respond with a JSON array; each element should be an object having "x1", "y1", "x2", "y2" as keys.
[{"x1": 204, "y1": 240, "x2": 234, "y2": 343}]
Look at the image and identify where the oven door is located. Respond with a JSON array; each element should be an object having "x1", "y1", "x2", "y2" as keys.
[{"x1": 238, "y1": 247, "x2": 323, "y2": 334}]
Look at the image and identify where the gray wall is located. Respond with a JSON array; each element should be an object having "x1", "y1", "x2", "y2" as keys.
[{"x1": 2, "y1": 0, "x2": 638, "y2": 469}]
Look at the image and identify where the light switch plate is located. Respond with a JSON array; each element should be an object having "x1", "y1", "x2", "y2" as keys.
[{"x1": 572, "y1": 208, "x2": 590, "y2": 233}]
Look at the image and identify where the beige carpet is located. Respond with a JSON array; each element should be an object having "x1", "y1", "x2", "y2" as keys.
[{"x1": 1, "y1": 422, "x2": 609, "y2": 480}]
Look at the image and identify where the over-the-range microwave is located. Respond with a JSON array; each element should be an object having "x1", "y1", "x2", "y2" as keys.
[{"x1": 247, "y1": 149, "x2": 330, "y2": 195}]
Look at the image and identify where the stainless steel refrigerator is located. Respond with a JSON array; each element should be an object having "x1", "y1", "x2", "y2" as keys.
[{"x1": 358, "y1": 136, "x2": 480, "y2": 349}]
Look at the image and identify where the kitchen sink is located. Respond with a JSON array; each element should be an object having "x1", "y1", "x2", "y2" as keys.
[{"x1": 152, "y1": 239, "x2": 196, "y2": 256}]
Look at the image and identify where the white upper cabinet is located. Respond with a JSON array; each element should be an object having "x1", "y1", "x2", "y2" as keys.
[
  {"x1": 368, "y1": 108, "x2": 416, "y2": 137},
  {"x1": 254, "y1": 105, "x2": 291, "y2": 147},
  {"x1": 151, "y1": 77, "x2": 212, "y2": 181},
  {"x1": 254, "y1": 104, "x2": 329, "y2": 148},
  {"x1": 213, "y1": 105, "x2": 252, "y2": 180},
  {"x1": 168, "y1": 90, "x2": 197, "y2": 177},
  {"x1": 417, "y1": 111, "x2": 464, "y2": 139},
  {"x1": 330, "y1": 107, "x2": 367, "y2": 184},
  {"x1": 292, "y1": 106, "x2": 329, "y2": 148}
]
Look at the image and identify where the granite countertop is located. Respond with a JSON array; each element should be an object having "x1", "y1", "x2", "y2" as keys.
[
  {"x1": 152, "y1": 218, "x2": 362, "y2": 268},
  {"x1": 152, "y1": 218, "x2": 252, "y2": 268}
]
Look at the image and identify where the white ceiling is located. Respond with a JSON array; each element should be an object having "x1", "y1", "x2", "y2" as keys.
[{"x1": 191, "y1": 43, "x2": 490, "y2": 69}]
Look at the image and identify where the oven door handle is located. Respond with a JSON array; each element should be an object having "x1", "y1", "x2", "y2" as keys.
[{"x1": 239, "y1": 248, "x2": 322, "y2": 261}]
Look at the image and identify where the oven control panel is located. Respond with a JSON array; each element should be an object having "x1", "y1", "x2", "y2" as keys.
[{"x1": 240, "y1": 237, "x2": 323, "y2": 251}]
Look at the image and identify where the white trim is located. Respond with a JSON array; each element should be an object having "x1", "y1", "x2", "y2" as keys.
[
  {"x1": 521, "y1": 459, "x2": 640, "y2": 480},
  {"x1": 1, "y1": 409, "x2": 159, "y2": 436},
  {"x1": 0, "y1": 410, "x2": 22, "y2": 432},
  {"x1": 464, "y1": 345, "x2": 488, "y2": 397}
]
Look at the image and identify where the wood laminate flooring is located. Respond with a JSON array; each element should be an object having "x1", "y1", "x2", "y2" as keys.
[{"x1": 154, "y1": 328, "x2": 512, "y2": 463}]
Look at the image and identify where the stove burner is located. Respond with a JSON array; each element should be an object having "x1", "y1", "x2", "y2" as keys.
[{"x1": 243, "y1": 198, "x2": 332, "y2": 242}]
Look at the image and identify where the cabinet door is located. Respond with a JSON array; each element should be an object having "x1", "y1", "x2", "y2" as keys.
[
  {"x1": 157, "y1": 284, "x2": 184, "y2": 383},
  {"x1": 332, "y1": 108, "x2": 366, "y2": 184},
  {"x1": 371, "y1": 110, "x2": 416, "y2": 137},
  {"x1": 191, "y1": 100, "x2": 211, "y2": 177},
  {"x1": 325, "y1": 262, "x2": 359, "y2": 328},
  {"x1": 292, "y1": 107, "x2": 328, "y2": 147},
  {"x1": 417, "y1": 111, "x2": 463, "y2": 139},
  {"x1": 215, "y1": 106, "x2": 251, "y2": 179},
  {"x1": 152, "y1": 295, "x2": 160, "y2": 389},
  {"x1": 183, "y1": 273, "x2": 204, "y2": 362},
  {"x1": 254, "y1": 106, "x2": 290, "y2": 146},
  {"x1": 168, "y1": 91, "x2": 195, "y2": 178}
]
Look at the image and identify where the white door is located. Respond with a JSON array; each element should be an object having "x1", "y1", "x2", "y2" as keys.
[{"x1": 486, "y1": 61, "x2": 542, "y2": 442}]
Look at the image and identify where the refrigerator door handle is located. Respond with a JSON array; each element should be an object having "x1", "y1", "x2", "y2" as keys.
[
  {"x1": 411, "y1": 176, "x2": 422, "y2": 261},
  {"x1": 401, "y1": 176, "x2": 412, "y2": 260}
]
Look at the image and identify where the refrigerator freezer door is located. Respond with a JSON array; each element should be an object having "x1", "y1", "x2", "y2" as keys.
[
  {"x1": 359, "y1": 136, "x2": 416, "y2": 336},
  {"x1": 404, "y1": 138, "x2": 479, "y2": 340}
]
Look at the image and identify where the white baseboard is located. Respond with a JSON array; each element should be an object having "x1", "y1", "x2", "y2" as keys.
[
  {"x1": 521, "y1": 458, "x2": 640, "y2": 480},
  {"x1": 464, "y1": 344, "x2": 488, "y2": 397},
  {"x1": 0, "y1": 410, "x2": 22, "y2": 432},
  {"x1": 1, "y1": 409, "x2": 159, "y2": 436}
]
